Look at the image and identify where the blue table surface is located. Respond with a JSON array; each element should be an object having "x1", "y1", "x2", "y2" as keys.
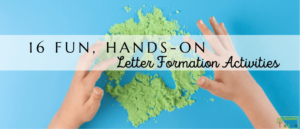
[{"x1": 0, "y1": 0, "x2": 299, "y2": 128}]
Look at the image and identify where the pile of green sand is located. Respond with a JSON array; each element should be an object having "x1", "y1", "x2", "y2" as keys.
[{"x1": 98, "y1": 7, "x2": 205, "y2": 127}]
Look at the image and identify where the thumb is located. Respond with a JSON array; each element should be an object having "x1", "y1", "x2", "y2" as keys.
[
  {"x1": 85, "y1": 87, "x2": 104, "y2": 107},
  {"x1": 92, "y1": 87, "x2": 104, "y2": 101},
  {"x1": 82, "y1": 87, "x2": 104, "y2": 122},
  {"x1": 197, "y1": 76, "x2": 224, "y2": 95}
]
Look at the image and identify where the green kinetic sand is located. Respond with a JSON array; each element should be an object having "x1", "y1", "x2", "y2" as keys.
[
  {"x1": 124, "y1": 5, "x2": 132, "y2": 13},
  {"x1": 101, "y1": 7, "x2": 205, "y2": 127}
]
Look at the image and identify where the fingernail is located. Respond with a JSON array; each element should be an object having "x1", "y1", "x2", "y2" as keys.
[
  {"x1": 210, "y1": 16, "x2": 217, "y2": 24},
  {"x1": 94, "y1": 87, "x2": 103, "y2": 95},
  {"x1": 221, "y1": 22, "x2": 225, "y2": 27},
  {"x1": 198, "y1": 20, "x2": 204, "y2": 25},
  {"x1": 199, "y1": 78, "x2": 205, "y2": 86}
]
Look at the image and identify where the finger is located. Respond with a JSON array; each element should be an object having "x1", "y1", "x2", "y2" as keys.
[
  {"x1": 83, "y1": 57, "x2": 118, "y2": 92},
  {"x1": 197, "y1": 76, "x2": 224, "y2": 96},
  {"x1": 219, "y1": 22, "x2": 235, "y2": 51},
  {"x1": 184, "y1": 36, "x2": 218, "y2": 61},
  {"x1": 84, "y1": 87, "x2": 104, "y2": 112},
  {"x1": 209, "y1": 17, "x2": 231, "y2": 51},
  {"x1": 74, "y1": 40, "x2": 106, "y2": 79},
  {"x1": 197, "y1": 19, "x2": 226, "y2": 56}
]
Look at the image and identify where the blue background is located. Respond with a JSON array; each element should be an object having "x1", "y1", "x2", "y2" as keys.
[{"x1": 0, "y1": 0, "x2": 299, "y2": 128}]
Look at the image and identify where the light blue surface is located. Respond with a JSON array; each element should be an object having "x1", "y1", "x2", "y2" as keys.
[{"x1": 0, "y1": 0, "x2": 299, "y2": 128}]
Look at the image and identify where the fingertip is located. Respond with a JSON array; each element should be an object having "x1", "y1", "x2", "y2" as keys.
[
  {"x1": 219, "y1": 22, "x2": 229, "y2": 36},
  {"x1": 113, "y1": 57, "x2": 118, "y2": 61},
  {"x1": 94, "y1": 87, "x2": 104, "y2": 96},
  {"x1": 197, "y1": 19, "x2": 204, "y2": 25},
  {"x1": 209, "y1": 16, "x2": 219, "y2": 26},
  {"x1": 220, "y1": 22, "x2": 224, "y2": 26},
  {"x1": 96, "y1": 40, "x2": 106, "y2": 46},
  {"x1": 96, "y1": 40, "x2": 101, "y2": 44},
  {"x1": 197, "y1": 77, "x2": 206, "y2": 87},
  {"x1": 110, "y1": 57, "x2": 119, "y2": 65}
]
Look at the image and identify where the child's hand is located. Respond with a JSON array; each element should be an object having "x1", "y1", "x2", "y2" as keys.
[
  {"x1": 185, "y1": 17, "x2": 280, "y2": 128},
  {"x1": 185, "y1": 17, "x2": 258, "y2": 103},
  {"x1": 48, "y1": 40, "x2": 118, "y2": 128}
]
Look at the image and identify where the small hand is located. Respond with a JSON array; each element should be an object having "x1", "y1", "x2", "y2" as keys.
[
  {"x1": 185, "y1": 16, "x2": 280, "y2": 128},
  {"x1": 185, "y1": 16, "x2": 258, "y2": 102},
  {"x1": 48, "y1": 40, "x2": 118, "y2": 128}
]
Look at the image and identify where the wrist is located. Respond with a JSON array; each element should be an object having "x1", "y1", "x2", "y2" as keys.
[
  {"x1": 48, "y1": 111, "x2": 83, "y2": 129},
  {"x1": 232, "y1": 83, "x2": 279, "y2": 128},
  {"x1": 233, "y1": 83, "x2": 264, "y2": 107}
]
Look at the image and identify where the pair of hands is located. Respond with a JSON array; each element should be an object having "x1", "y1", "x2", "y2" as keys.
[{"x1": 48, "y1": 17, "x2": 279, "y2": 128}]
